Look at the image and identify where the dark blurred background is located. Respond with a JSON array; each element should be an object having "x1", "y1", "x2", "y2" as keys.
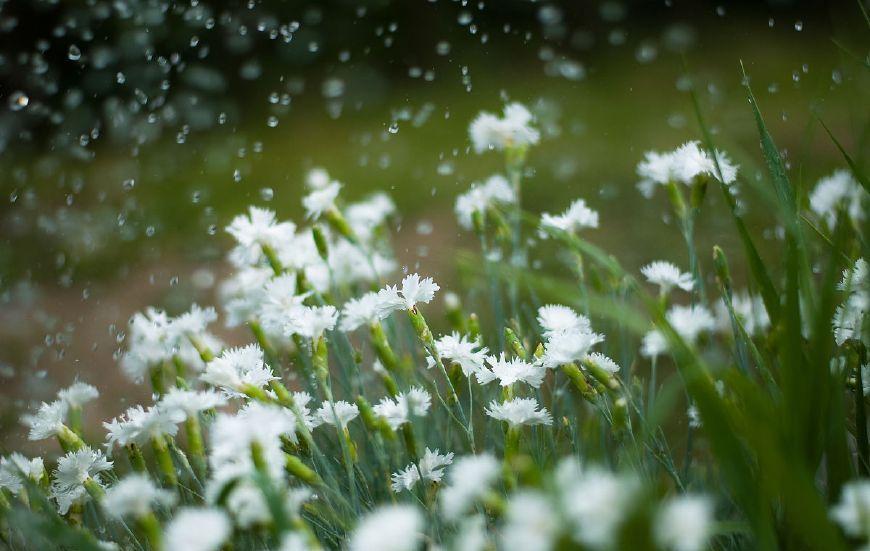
[{"x1": 0, "y1": 0, "x2": 867, "y2": 451}]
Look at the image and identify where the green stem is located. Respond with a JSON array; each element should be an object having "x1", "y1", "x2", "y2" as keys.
[
  {"x1": 151, "y1": 436, "x2": 177, "y2": 487},
  {"x1": 856, "y1": 345, "x2": 869, "y2": 475},
  {"x1": 185, "y1": 415, "x2": 207, "y2": 480},
  {"x1": 137, "y1": 512, "x2": 163, "y2": 551}
]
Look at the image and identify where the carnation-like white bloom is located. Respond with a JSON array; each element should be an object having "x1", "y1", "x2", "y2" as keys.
[
  {"x1": 303, "y1": 181, "x2": 341, "y2": 220},
  {"x1": 539, "y1": 329, "x2": 605, "y2": 368},
  {"x1": 433, "y1": 333, "x2": 493, "y2": 383},
  {"x1": 454, "y1": 174, "x2": 515, "y2": 230},
  {"x1": 537, "y1": 304, "x2": 591, "y2": 338},
  {"x1": 200, "y1": 344, "x2": 276, "y2": 396},
  {"x1": 209, "y1": 403, "x2": 298, "y2": 480},
  {"x1": 159, "y1": 388, "x2": 227, "y2": 420},
  {"x1": 373, "y1": 387, "x2": 431, "y2": 430},
  {"x1": 57, "y1": 382, "x2": 99, "y2": 408},
  {"x1": 226, "y1": 206, "x2": 296, "y2": 264},
  {"x1": 583, "y1": 352, "x2": 621, "y2": 373},
  {"x1": 170, "y1": 304, "x2": 218, "y2": 342},
  {"x1": 655, "y1": 495, "x2": 714, "y2": 551},
  {"x1": 346, "y1": 192, "x2": 396, "y2": 241},
  {"x1": 219, "y1": 266, "x2": 272, "y2": 327},
  {"x1": 349, "y1": 504, "x2": 423, "y2": 551},
  {"x1": 316, "y1": 400, "x2": 359, "y2": 428},
  {"x1": 260, "y1": 273, "x2": 309, "y2": 335},
  {"x1": 51, "y1": 447, "x2": 113, "y2": 514},
  {"x1": 839, "y1": 258, "x2": 868, "y2": 293},
  {"x1": 641, "y1": 261, "x2": 694, "y2": 295},
  {"x1": 340, "y1": 292, "x2": 391, "y2": 332},
  {"x1": 120, "y1": 308, "x2": 173, "y2": 382},
  {"x1": 556, "y1": 461, "x2": 640, "y2": 548},
  {"x1": 284, "y1": 305, "x2": 338, "y2": 340},
  {"x1": 391, "y1": 447, "x2": 454, "y2": 492},
  {"x1": 22, "y1": 400, "x2": 69, "y2": 441},
  {"x1": 377, "y1": 273, "x2": 440, "y2": 312},
  {"x1": 666, "y1": 305, "x2": 716, "y2": 344},
  {"x1": 102, "y1": 473, "x2": 176, "y2": 519},
  {"x1": 469, "y1": 102, "x2": 540, "y2": 153},
  {"x1": 834, "y1": 258, "x2": 868, "y2": 346},
  {"x1": 500, "y1": 491, "x2": 559, "y2": 551},
  {"x1": 715, "y1": 291, "x2": 770, "y2": 337},
  {"x1": 103, "y1": 405, "x2": 184, "y2": 451},
  {"x1": 831, "y1": 479, "x2": 870, "y2": 540},
  {"x1": 637, "y1": 141, "x2": 738, "y2": 197},
  {"x1": 810, "y1": 169, "x2": 865, "y2": 228},
  {"x1": 0, "y1": 453, "x2": 45, "y2": 495},
  {"x1": 540, "y1": 198, "x2": 599, "y2": 234},
  {"x1": 485, "y1": 353, "x2": 546, "y2": 388},
  {"x1": 439, "y1": 453, "x2": 500, "y2": 520},
  {"x1": 485, "y1": 397, "x2": 553, "y2": 427},
  {"x1": 164, "y1": 507, "x2": 232, "y2": 551}
]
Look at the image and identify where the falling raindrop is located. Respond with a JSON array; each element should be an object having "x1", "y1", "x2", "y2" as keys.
[
  {"x1": 67, "y1": 44, "x2": 82, "y2": 61},
  {"x1": 8, "y1": 91, "x2": 28, "y2": 111}
]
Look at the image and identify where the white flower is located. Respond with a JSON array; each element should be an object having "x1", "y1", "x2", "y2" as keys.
[
  {"x1": 655, "y1": 495, "x2": 714, "y2": 551},
  {"x1": 540, "y1": 199, "x2": 599, "y2": 234},
  {"x1": 0, "y1": 453, "x2": 45, "y2": 495},
  {"x1": 200, "y1": 344, "x2": 276, "y2": 396},
  {"x1": 434, "y1": 333, "x2": 492, "y2": 383},
  {"x1": 280, "y1": 533, "x2": 314, "y2": 551},
  {"x1": 469, "y1": 102, "x2": 540, "y2": 153},
  {"x1": 346, "y1": 192, "x2": 396, "y2": 241},
  {"x1": 22, "y1": 400, "x2": 69, "y2": 441},
  {"x1": 637, "y1": 141, "x2": 738, "y2": 196},
  {"x1": 439, "y1": 453, "x2": 500, "y2": 520},
  {"x1": 303, "y1": 181, "x2": 341, "y2": 220},
  {"x1": 810, "y1": 169, "x2": 865, "y2": 228},
  {"x1": 557, "y1": 461, "x2": 639, "y2": 548},
  {"x1": 485, "y1": 353, "x2": 546, "y2": 388},
  {"x1": 226, "y1": 206, "x2": 296, "y2": 264},
  {"x1": 316, "y1": 401, "x2": 359, "y2": 428},
  {"x1": 641, "y1": 261, "x2": 694, "y2": 294},
  {"x1": 328, "y1": 240, "x2": 397, "y2": 287},
  {"x1": 455, "y1": 174, "x2": 515, "y2": 229},
  {"x1": 485, "y1": 397, "x2": 552, "y2": 427},
  {"x1": 667, "y1": 305, "x2": 716, "y2": 344},
  {"x1": 831, "y1": 479, "x2": 870, "y2": 540},
  {"x1": 259, "y1": 273, "x2": 309, "y2": 335},
  {"x1": 159, "y1": 388, "x2": 227, "y2": 420},
  {"x1": 377, "y1": 273, "x2": 440, "y2": 312},
  {"x1": 641, "y1": 329, "x2": 668, "y2": 359},
  {"x1": 219, "y1": 266, "x2": 272, "y2": 327},
  {"x1": 391, "y1": 448, "x2": 454, "y2": 492},
  {"x1": 839, "y1": 258, "x2": 868, "y2": 292},
  {"x1": 537, "y1": 304, "x2": 591, "y2": 338},
  {"x1": 349, "y1": 504, "x2": 423, "y2": 551},
  {"x1": 306, "y1": 167, "x2": 332, "y2": 190},
  {"x1": 209, "y1": 403, "x2": 297, "y2": 480},
  {"x1": 51, "y1": 447, "x2": 113, "y2": 514},
  {"x1": 539, "y1": 329, "x2": 605, "y2": 368},
  {"x1": 583, "y1": 352, "x2": 620, "y2": 373},
  {"x1": 120, "y1": 308, "x2": 173, "y2": 382},
  {"x1": 164, "y1": 508, "x2": 232, "y2": 551},
  {"x1": 834, "y1": 292, "x2": 868, "y2": 346},
  {"x1": 340, "y1": 292, "x2": 391, "y2": 332},
  {"x1": 373, "y1": 387, "x2": 431, "y2": 430},
  {"x1": 103, "y1": 405, "x2": 183, "y2": 451},
  {"x1": 284, "y1": 305, "x2": 338, "y2": 340},
  {"x1": 500, "y1": 491, "x2": 559, "y2": 551},
  {"x1": 102, "y1": 473, "x2": 176, "y2": 519},
  {"x1": 715, "y1": 291, "x2": 770, "y2": 337},
  {"x1": 170, "y1": 304, "x2": 218, "y2": 342},
  {"x1": 57, "y1": 382, "x2": 99, "y2": 408}
]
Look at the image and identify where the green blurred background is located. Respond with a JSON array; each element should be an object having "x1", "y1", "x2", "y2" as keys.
[{"x1": 0, "y1": 0, "x2": 867, "y2": 450}]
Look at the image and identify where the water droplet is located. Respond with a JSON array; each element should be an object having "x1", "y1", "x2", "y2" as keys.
[
  {"x1": 794, "y1": 20, "x2": 803, "y2": 31},
  {"x1": 267, "y1": 116, "x2": 279, "y2": 127},
  {"x1": 260, "y1": 187, "x2": 274, "y2": 201},
  {"x1": 122, "y1": 178, "x2": 135, "y2": 191},
  {"x1": 8, "y1": 91, "x2": 28, "y2": 111},
  {"x1": 67, "y1": 45, "x2": 82, "y2": 61},
  {"x1": 388, "y1": 122, "x2": 399, "y2": 134},
  {"x1": 233, "y1": 169, "x2": 242, "y2": 182}
]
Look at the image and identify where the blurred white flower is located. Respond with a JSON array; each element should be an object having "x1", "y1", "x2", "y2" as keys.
[
  {"x1": 455, "y1": 174, "x2": 515, "y2": 230},
  {"x1": 641, "y1": 329, "x2": 668, "y2": 359},
  {"x1": 284, "y1": 305, "x2": 338, "y2": 340},
  {"x1": 346, "y1": 192, "x2": 396, "y2": 241},
  {"x1": 666, "y1": 305, "x2": 716, "y2": 344},
  {"x1": 200, "y1": 344, "x2": 276, "y2": 397},
  {"x1": 0, "y1": 453, "x2": 45, "y2": 495},
  {"x1": 103, "y1": 405, "x2": 184, "y2": 451},
  {"x1": 391, "y1": 448, "x2": 454, "y2": 492},
  {"x1": 164, "y1": 507, "x2": 232, "y2": 551},
  {"x1": 226, "y1": 206, "x2": 296, "y2": 264},
  {"x1": 641, "y1": 261, "x2": 694, "y2": 295},
  {"x1": 583, "y1": 352, "x2": 621, "y2": 373},
  {"x1": 540, "y1": 198, "x2": 599, "y2": 234},
  {"x1": 210, "y1": 403, "x2": 297, "y2": 480},
  {"x1": 260, "y1": 273, "x2": 309, "y2": 335},
  {"x1": 315, "y1": 400, "x2": 359, "y2": 428},
  {"x1": 303, "y1": 181, "x2": 341, "y2": 220},
  {"x1": 434, "y1": 332, "x2": 493, "y2": 383},
  {"x1": 306, "y1": 167, "x2": 332, "y2": 190},
  {"x1": 655, "y1": 495, "x2": 714, "y2": 551},
  {"x1": 439, "y1": 453, "x2": 500, "y2": 520},
  {"x1": 539, "y1": 329, "x2": 605, "y2": 368},
  {"x1": 340, "y1": 292, "x2": 390, "y2": 332},
  {"x1": 715, "y1": 291, "x2": 770, "y2": 337},
  {"x1": 102, "y1": 473, "x2": 176, "y2": 519},
  {"x1": 159, "y1": 388, "x2": 227, "y2": 420},
  {"x1": 537, "y1": 304, "x2": 591, "y2": 338},
  {"x1": 485, "y1": 397, "x2": 552, "y2": 427},
  {"x1": 373, "y1": 387, "x2": 431, "y2": 430},
  {"x1": 637, "y1": 141, "x2": 738, "y2": 197},
  {"x1": 57, "y1": 382, "x2": 99, "y2": 408},
  {"x1": 501, "y1": 491, "x2": 559, "y2": 551},
  {"x1": 350, "y1": 504, "x2": 423, "y2": 551},
  {"x1": 469, "y1": 102, "x2": 540, "y2": 153},
  {"x1": 810, "y1": 169, "x2": 865, "y2": 228}
]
